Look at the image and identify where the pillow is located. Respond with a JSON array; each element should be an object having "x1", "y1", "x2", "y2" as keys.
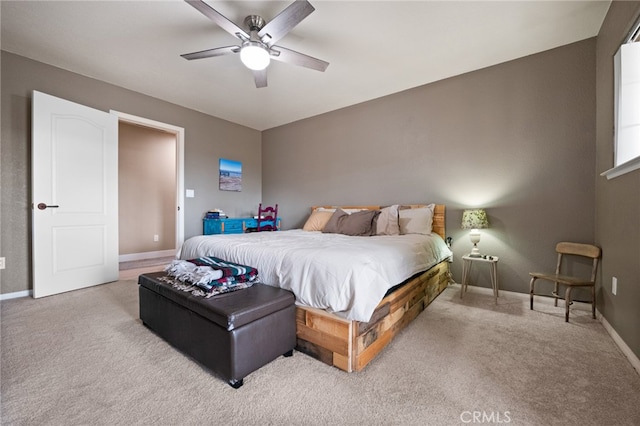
[
  {"x1": 339, "y1": 209, "x2": 380, "y2": 236},
  {"x1": 302, "y1": 210, "x2": 334, "y2": 231},
  {"x1": 322, "y1": 209, "x2": 348, "y2": 234},
  {"x1": 376, "y1": 205, "x2": 400, "y2": 235},
  {"x1": 316, "y1": 207, "x2": 365, "y2": 214},
  {"x1": 399, "y1": 204, "x2": 434, "y2": 235},
  {"x1": 323, "y1": 209, "x2": 380, "y2": 236}
]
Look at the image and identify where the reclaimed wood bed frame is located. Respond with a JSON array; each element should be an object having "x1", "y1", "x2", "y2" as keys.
[{"x1": 295, "y1": 204, "x2": 449, "y2": 372}]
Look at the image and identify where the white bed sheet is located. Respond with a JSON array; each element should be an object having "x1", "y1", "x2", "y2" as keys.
[{"x1": 178, "y1": 230, "x2": 452, "y2": 322}]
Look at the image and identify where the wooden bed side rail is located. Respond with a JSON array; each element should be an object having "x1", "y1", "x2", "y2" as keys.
[
  {"x1": 353, "y1": 261, "x2": 449, "y2": 371},
  {"x1": 295, "y1": 259, "x2": 450, "y2": 372},
  {"x1": 310, "y1": 204, "x2": 446, "y2": 241}
]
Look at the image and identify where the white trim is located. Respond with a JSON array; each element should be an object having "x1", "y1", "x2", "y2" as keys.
[
  {"x1": 487, "y1": 287, "x2": 640, "y2": 376},
  {"x1": 0, "y1": 290, "x2": 32, "y2": 300},
  {"x1": 598, "y1": 309, "x2": 640, "y2": 376},
  {"x1": 600, "y1": 156, "x2": 640, "y2": 180},
  {"x1": 110, "y1": 110, "x2": 185, "y2": 252},
  {"x1": 608, "y1": 42, "x2": 640, "y2": 176},
  {"x1": 119, "y1": 249, "x2": 177, "y2": 262},
  {"x1": 624, "y1": 14, "x2": 640, "y2": 43}
]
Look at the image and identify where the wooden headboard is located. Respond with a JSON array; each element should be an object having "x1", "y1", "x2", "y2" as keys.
[
  {"x1": 311, "y1": 204, "x2": 446, "y2": 240},
  {"x1": 432, "y1": 204, "x2": 446, "y2": 240}
]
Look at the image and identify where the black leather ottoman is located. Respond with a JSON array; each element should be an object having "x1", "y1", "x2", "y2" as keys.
[{"x1": 138, "y1": 271, "x2": 296, "y2": 388}]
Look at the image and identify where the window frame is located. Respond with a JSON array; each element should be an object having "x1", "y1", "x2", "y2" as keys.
[{"x1": 601, "y1": 17, "x2": 640, "y2": 180}]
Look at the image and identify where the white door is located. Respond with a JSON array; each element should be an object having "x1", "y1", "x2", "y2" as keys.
[{"x1": 32, "y1": 91, "x2": 119, "y2": 298}]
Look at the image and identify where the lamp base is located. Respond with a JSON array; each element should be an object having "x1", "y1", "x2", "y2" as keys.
[{"x1": 469, "y1": 245, "x2": 482, "y2": 258}]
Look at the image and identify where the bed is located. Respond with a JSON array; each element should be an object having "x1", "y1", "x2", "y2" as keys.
[{"x1": 178, "y1": 204, "x2": 451, "y2": 372}]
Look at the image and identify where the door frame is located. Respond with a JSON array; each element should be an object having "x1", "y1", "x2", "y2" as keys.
[{"x1": 112, "y1": 111, "x2": 185, "y2": 259}]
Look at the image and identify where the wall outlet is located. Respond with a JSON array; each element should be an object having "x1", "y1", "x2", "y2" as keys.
[
  {"x1": 0, "y1": 257, "x2": 5, "y2": 269},
  {"x1": 612, "y1": 277, "x2": 617, "y2": 295},
  {"x1": 153, "y1": 235, "x2": 159, "y2": 242}
]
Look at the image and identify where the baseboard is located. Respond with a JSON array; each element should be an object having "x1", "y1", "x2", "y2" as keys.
[
  {"x1": 4, "y1": 285, "x2": 637, "y2": 377},
  {"x1": 0, "y1": 290, "x2": 32, "y2": 301},
  {"x1": 486, "y1": 288, "x2": 639, "y2": 375},
  {"x1": 597, "y1": 309, "x2": 640, "y2": 376},
  {"x1": 119, "y1": 249, "x2": 176, "y2": 262},
  {"x1": 1, "y1": 252, "x2": 176, "y2": 299}
]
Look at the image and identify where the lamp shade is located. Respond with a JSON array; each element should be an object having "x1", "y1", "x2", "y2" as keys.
[
  {"x1": 240, "y1": 42, "x2": 270, "y2": 71},
  {"x1": 461, "y1": 209, "x2": 489, "y2": 230}
]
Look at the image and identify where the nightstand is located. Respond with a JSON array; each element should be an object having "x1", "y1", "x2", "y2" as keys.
[
  {"x1": 460, "y1": 255, "x2": 499, "y2": 303},
  {"x1": 203, "y1": 217, "x2": 281, "y2": 235}
]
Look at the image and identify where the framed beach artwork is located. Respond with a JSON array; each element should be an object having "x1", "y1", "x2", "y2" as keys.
[{"x1": 219, "y1": 158, "x2": 242, "y2": 191}]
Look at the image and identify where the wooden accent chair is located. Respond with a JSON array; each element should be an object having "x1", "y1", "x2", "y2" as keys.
[
  {"x1": 529, "y1": 242, "x2": 601, "y2": 322},
  {"x1": 256, "y1": 203, "x2": 278, "y2": 232}
]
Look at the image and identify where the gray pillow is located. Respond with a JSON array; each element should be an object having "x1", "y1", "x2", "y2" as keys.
[
  {"x1": 323, "y1": 209, "x2": 380, "y2": 236},
  {"x1": 342, "y1": 209, "x2": 380, "y2": 236},
  {"x1": 322, "y1": 209, "x2": 348, "y2": 234}
]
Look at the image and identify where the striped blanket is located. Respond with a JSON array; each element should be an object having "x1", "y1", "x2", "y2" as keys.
[{"x1": 164, "y1": 256, "x2": 258, "y2": 296}]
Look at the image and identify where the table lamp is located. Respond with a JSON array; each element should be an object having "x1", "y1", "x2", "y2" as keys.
[{"x1": 461, "y1": 209, "x2": 489, "y2": 257}]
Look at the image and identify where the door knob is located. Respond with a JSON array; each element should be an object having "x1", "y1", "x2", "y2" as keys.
[{"x1": 37, "y1": 203, "x2": 59, "y2": 210}]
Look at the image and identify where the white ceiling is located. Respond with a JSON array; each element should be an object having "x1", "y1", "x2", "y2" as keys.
[{"x1": 1, "y1": 1, "x2": 611, "y2": 131}]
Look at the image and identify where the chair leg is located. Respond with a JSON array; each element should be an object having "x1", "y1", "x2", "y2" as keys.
[
  {"x1": 529, "y1": 277, "x2": 536, "y2": 310},
  {"x1": 591, "y1": 285, "x2": 596, "y2": 319},
  {"x1": 553, "y1": 282, "x2": 559, "y2": 307},
  {"x1": 564, "y1": 287, "x2": 573, "y2": 322}
]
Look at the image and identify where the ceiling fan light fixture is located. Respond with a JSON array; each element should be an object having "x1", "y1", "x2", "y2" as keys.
[
  {"x1": 240, "y1": 42, "x2": 270, "y2": 71},
  {"x1": 182, "y1": 1, "x2": 329, "y2": 88}
]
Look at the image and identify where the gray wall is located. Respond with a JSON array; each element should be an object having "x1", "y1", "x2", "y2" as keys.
[
  {"x1": 595, "y1": 1, "x2": 640, "y2": 363},
  {"x1": 263, "y1": 39, "x2": 597, "y2": 298},
  {"x1": 1, "y1": 51, "x2": 261, "y2": 294},
  {"x1": 3, "y1": 10, "x2": 637, "y2": 362}
]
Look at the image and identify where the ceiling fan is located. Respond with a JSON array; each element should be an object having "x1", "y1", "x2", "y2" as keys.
[{"x1": 181, "y1": 0, "x2": 329, "y2": 88}]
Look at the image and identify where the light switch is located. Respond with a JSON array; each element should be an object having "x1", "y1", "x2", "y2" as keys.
[{"x1": 186, "y1": 189, "x2": 195, "y2": 198}]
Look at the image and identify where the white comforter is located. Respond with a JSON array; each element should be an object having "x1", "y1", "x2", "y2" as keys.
[{"x1": 179, "y1": 230, "x2": 452, "y2": 322}]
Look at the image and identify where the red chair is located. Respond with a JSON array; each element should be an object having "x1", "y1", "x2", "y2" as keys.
[{"x1": 256, "y1": 203, "x2": 279, "y2": 231}]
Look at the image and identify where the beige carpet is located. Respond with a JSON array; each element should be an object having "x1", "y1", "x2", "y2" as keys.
[
  {"x1": 2, "y1": 281, "x2": 639, "y2": 426},
  {"x1": 118, "y1": 257, "x2": 174, "y2": 281},
  {"x1": 119, "y1": 257, "x2": 176, "y2": 271}
]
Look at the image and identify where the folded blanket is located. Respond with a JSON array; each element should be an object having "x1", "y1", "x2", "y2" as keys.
[{"x1": 164, "y1": 256, "x2": 258, "y2": 295}]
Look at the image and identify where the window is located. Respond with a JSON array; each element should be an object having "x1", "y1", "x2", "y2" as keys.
[{"x1": 602, "y1": 18, "x2": 640, "y2": 179}]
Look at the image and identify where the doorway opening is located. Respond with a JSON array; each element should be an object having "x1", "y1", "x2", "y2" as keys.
[{"x1": 111, "y1": 111, "x2": 184, "y2": 270}]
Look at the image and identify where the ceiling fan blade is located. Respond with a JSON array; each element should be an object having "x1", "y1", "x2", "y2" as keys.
[
  {"x1": 181, "y1": 45, "x2": 239, "y2": 60},
  {"x1": 270, "y1": 46, "x2": 329, "y2": 72},
  {"x1": 185, "y1": 0, "x2": 249, "y2": 40},
  {"x1": 253, "y1": 69, "x2": 268, "y2": 88},
  {"x1": 258, "y1": 0, "x2": 315, "y2": 45}
]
